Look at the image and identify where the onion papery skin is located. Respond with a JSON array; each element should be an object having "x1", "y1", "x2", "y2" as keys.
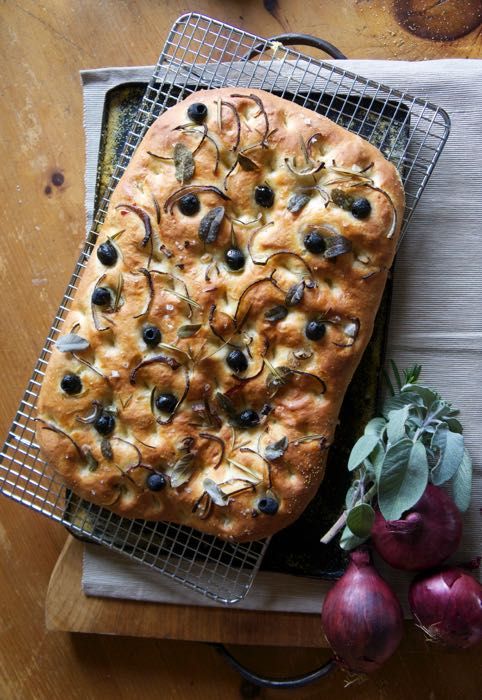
[
  {"x1": 321, "y1": 548, "x2": 404, "y2": 674},
  {"x1": 371, "y1": 485, "x2": 463, "y2": 571},
  {"x1": 409, "y1": 567, "x2": 482, "y2": 649}
]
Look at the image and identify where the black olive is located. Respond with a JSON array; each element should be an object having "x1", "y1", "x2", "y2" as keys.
[
  {"x1": 146, "y1": 472, "x2": 166, "y2": 492},
  {"x1": 305, "y1": 320, "x2": 326, "y2": 341},
  {"x1": 94, "y1": 412, "x2": 115, "y2": 436},
  {"x1": 224, "y1": 247, "x2": 245, "y2": 270},
  {"x1": 91, "y1": 287, "x2": 111, "y2": 306},
  {"x1": 187, "y1": 102, "x2": 208, "y2": 124},
  {"x1": 60, "y1": 373, "x2": 82, "y2": 395},
  {"x1": 178, "y1": 194, "x2": 200, "y2": 216},
  {"x1": 254, "y1": 184, "x2": 274, "y2": 208},
  {"x1": 142, "y1": 324, "x2": 162, "y2": 347},
  {"x1": 226, "y1": 348, "x2": 248, "y2": 373},
  {"x1": 351, "y1": 197, "x2": 371, "y2": 219},
  {"x1": 155, "y1": 393, "x2": 178, "y2": 414},
  {"x1": 257, "y1": 497, "x2": 279, "y2": 515},
  {"x1": 237, "y1": 409, "x2": 260, "y2": 428},
  {"x1": 97, "y1": 241, "x2": 118, "y2": 266},
  {"x1": 304, "y1": 231, "x2": 326, "y2": 254}
]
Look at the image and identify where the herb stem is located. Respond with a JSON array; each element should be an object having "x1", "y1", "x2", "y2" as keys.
[{"x1": 320, "y1": 483, "x2": 377, "y2": 544}]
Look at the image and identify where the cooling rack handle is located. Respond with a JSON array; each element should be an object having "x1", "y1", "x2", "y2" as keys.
[
  {"x1": 243, "y1": 33, "x2": 347, "y2": 61},
  {"x1": 211, "y1": 643, "x2": 336, "y2": 689}
]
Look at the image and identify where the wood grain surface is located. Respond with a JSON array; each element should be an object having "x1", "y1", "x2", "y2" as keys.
[{"x1": 1, "y1": 1, "x2": 481, "y2": 699}]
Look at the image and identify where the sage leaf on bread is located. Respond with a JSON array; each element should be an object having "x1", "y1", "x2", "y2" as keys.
[
  {"x1": 203, "y1": 478, "x2": 229, "y2": 506},
  {"x1": 199, "y1": 206, "x2": 225, "y2": 244},
  {"x1": 177, "y1": 323, "x2": 202, "y2": 339},
  {"x1": 56, "y1": 333, "x2": 90, "y2": 353},
  {"x1": 170, "y1": 453, "x2": 195, "y2": 488},
  {"x1": 287, "y1": 193, "x2": 310, "y2": 213},
  {"x1": 174, "y1": 143, "x2": 195, "y2": 184},
  {"x1": 265, "y1": 436, "x2": 288, "y2": 461}
]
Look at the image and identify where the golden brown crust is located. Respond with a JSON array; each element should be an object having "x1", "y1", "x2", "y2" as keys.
[{"x1": 36, "y1": 88, "x2": 404, "y2": 541}]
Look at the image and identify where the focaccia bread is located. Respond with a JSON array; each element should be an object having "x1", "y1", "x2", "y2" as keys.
[{"x1": 36, "y1": 88, "x2": 404, "y2": 542}]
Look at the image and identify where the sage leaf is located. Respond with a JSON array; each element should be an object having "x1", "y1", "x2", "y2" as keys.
[
  {"x1": 82, "y1": 446, "x2": 99, "y2": 472},
  {"x1": 331, "y1": 189, "x2": 354, "y2": 211},
  {"x1": 386, "y1": 405, "x2": 410, "y2": 445},
  {"x1": 364, "y1": 417, "x2": 386, "y2": 437},
  {"x1": 170, "y1": 453, "x2": 195, "y2": 488},
  {"x1": 100, "y1": 439, "x2": 113, "y2": 460},
  {"x1": 215, "y1": 391, "x2": 237, "y2": 418},
  {"x1": 287, "y1": 193, "x2": 310, "y2": 213},
  {"x1": 431, "y1": 426, "x2": 464, "y2": 485},
  {"x1": 371, "y1": 443, "x2": 386, "y2": 483},
  {"x1": 177, "y1": 323, "x2": 202, "y2": 339},
  {"x1": 452, "y1": 448, "x2": 472, "y2": 512},
  {"x1": 445, "y1": 417, "x2": 463, "y2": 434},
  {"x1": 378, "y1": 438, "x2": 428, "y2": 520},
  {"x1": 285, "y1": 281, "x2": 305, "y2": 307},
  {"x1": 203, "y1": 478, "x2": 229, "y2": 506},
  {"x1": 324, "y1": 235, "x2": 352, "y2": 259},
  {"x1": 174, "y1": 142, "x2": 195, "y2": 184},
  {"x1": 382, "y1": 391, "x2": 423, "y2": 418},
  {"x1": 265, "y1": 436, "x2": 288, "y2": 461},
  {"x1": 339, "y1": 524, "x2": 368, "y2": 551},
  {"x1": 56, "y1": 333, "x2": 90, "y2": 353},
  {"x1": 348, "y1": 433, "x2": 379, "y2": 472},
  {"x1": 199, "y1": 206, "x2": 225, "y2": 244},
  {"x1": 346, "y1": 503, "x2": 375, "y2": 538},
  {"x1": 401, "y1": 383, "x2": 438, "y2": 408},
  {"x1": 264, "y1": 305, "x2": 288, "y2": 323},
  {"x1": 237, "y1": 153, "x2": 259, "y2": 171}
]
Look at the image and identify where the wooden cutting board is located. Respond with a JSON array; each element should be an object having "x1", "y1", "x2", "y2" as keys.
[{"x1": 46, "y1": 536, "x2": 327, "y2": 647}]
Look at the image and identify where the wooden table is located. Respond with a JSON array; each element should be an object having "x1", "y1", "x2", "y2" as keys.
[{"x1": 1, "y1": 1, "x2": 481, "y2": 698}]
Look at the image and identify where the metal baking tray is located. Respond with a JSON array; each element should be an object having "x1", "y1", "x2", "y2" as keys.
[{"x1": 0, "y1": 13, "x2": 450, "y2": 604}]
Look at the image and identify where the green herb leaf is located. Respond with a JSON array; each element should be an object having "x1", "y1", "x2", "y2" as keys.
[
  {"x1": 386, "y1": 405, "x2": 410, "y2": 445},
  {"x1": 177, "y1": 323, "x2": 202, "y2": 339},
  {"x1": 170, "y1": 453, "x2": 195, "y2": 488},
  {"x1": 174, "y1": 142, "x2": 195, "y2": 184},
  {"x1": 346, "y1": 503, "x2": 375, "y2": 538},
  {"x1": 445, "y1": 417, "x2": 463, "y2": 434},
  {"x1": 382, "y1": 391, "x2": 423, "y2": 418},
  {"x1": 402, "y1": 364, "x2": 422, "y2": 385},
  {"x1": 56, "y1": 333, "x2": 90, "y2": 353},
  {"x1": 378, "y1": 438, "x2": 428, "y2": 520},
  {"x1": 287, "y1": 193, "x2": 310, "y2": 213},
  {"x1": 285, "y1": 281, "x2": 305, "y2": 307},
  {"x1": 199, "y1": 206, "x2": 225, "y2": 244},
  {"x1": 431, "y1": 426, "x2": 464, "y2": 485},
  {"x1": 371, "y1": 443, "x2": 386, "y2": 483},
  {"x1": 452, "y1": 448, "x2": 472, "y2": 512},
  {"x1": 339, "y1": 524, "x2": 368, "y2": 551},
  {"x1": 203, "y1": 478, "x2": 229, "y2": 506},
  {"x1": 215, "y1": 392, "x2": 237, "y2": 418},
  {"x1": 348, "y1": 434, "x2": 380, "y2": 472},
  {"x1": 364, "y1": 417, "x2": 386, "y2": 436},
  {"x1": 237, "y1": 153, "x2": 259, "y2": 171},
  {"x1": 265, "y1": 436, "x2": 289, "y2": 461},
  {"x1": 401, "y1": 383, "x2": 439, "y2": 408}
]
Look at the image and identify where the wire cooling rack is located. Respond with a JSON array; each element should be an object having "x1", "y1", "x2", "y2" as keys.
[{"x1": 0, "y1": 13, "x2": 450, "y2": 605}]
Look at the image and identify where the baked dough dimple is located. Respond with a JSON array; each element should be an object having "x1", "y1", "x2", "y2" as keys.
[{"x1": 36, "y1": 88, "x2": 404, "y2": 542}]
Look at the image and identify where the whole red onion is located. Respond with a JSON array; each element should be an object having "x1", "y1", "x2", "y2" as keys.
[
  {"x1": 321, "y1": 548, "x2": 404, "y2": 674},
  {"x1": 371, "y1": 484, "x2": 462, "y2": 571},
  {"x1": 409, "y1": 567, "x2": 482, "y2": 649}
]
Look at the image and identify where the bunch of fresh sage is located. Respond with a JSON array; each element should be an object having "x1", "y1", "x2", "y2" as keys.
[{"x1": 321, "y1": 363, "x2": 473, "y2": 550}]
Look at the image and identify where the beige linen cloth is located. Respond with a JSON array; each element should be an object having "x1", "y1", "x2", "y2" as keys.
[{"x1": 81, "y1": 60, "x2": 481, "y2": 613}]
